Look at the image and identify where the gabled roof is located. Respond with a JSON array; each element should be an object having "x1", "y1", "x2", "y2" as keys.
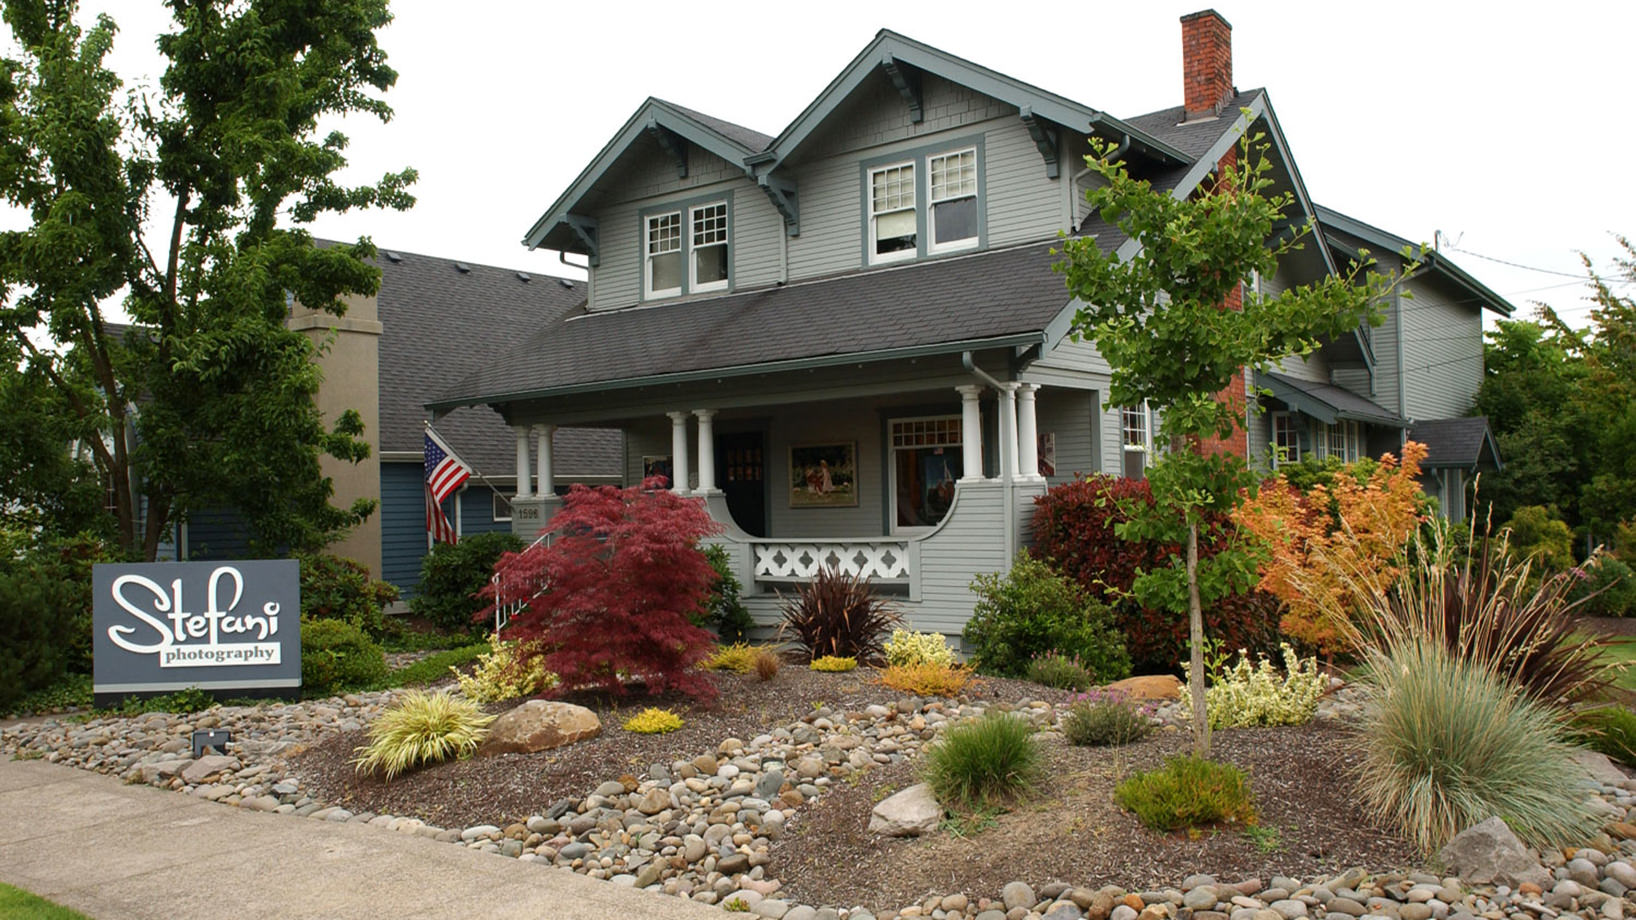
[
  {"x1": 768, "y1": 29, "x2": 1189, "y2": 166},
  {"x1": 1314, "y1": 205, "x2": 1516, "y2": 317},
  {"x1": 1262, "y1": 371, "x2": 1406, "y2": 427},
  {"x1": 363, "y1": 245, "x2": 621, "y2": 477},
  {"x1": 522, "y1": 98, "x2": 769, "y2": 252},
  {"x1": 1407, "y1": 416, "x2": 1503, "y2": 470},
  {"x1": 432, "y1": 241, "x2": 1071, "y2": 410}
]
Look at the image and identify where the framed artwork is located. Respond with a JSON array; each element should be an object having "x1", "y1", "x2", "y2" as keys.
[
  {"x1": 788, "y1": 442, "x2": 858, "y2": 508},
  {"x1": 1038, "y1": 431, "x2": 1056, "y2": 477},
  {"x1": 642, "y1": 455, "x2": 672, "y2": 489}
]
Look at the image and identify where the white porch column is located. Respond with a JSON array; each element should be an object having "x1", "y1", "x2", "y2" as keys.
[
  {"x1": 998, "y1": 382, "x2": 1019, "y2": 483},
  {"x1": 694, "y1": 409, "x2": 718, "y2": 493},
  {"x1": 1017, "y1": 383, "x2": 1043, "y2": 481},
  {"x1": 513, "y1": 426, "x2": 532, "y2": 497},
  {"x1": 534, "y1": 424, "x2": 556, "y2": 497},
  {"x1": 957, "y1": 385, "x2": 984, "y2": 481},
  {"x1": 667, "y1": 411, "x2": 691, "y2": 493}
]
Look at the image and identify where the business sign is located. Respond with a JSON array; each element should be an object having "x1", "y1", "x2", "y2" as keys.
[{"x1": 92, "y1": 560, "x2": 301, "y2": 697}]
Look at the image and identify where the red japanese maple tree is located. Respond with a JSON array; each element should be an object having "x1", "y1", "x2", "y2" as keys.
[{"x1": 489, "y1": 479, "x2": 722, "y2": 702}]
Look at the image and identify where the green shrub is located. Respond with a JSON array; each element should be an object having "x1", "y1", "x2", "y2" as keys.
[
  {"x1": 701, "y1": 544, "x2": 755, "y2": 642},
  {"x1": 884, "y1": 628, "x2": 958, "y2": 668},
  {"x1": 0, "y1": 533, "x2": 110, "y2": 710},
  {"x1": 809, "y1": 655, "x2": 857, "y2": 672},
  {"x1": 1025, "y1": 650, "x2": 1096, "y2": 691},
  {"x1": 1567, "y1": 552, "x2": 1636, "y2": 618},
  {"x1": 922, "y1": 711, "x2": 1042, "y2": 812},
  {"x1": 453, "y1": 633, "x2": 556, "y2": 701},
  {"x1": 301, "y1": 616, "x2": 389, "y2": 698},
  {"x1": 1206, "y1": 643, "x2": 1327, "y2": 729},
  {"x1": 1503, "y1": 505, "x2": 1575, "y2": 574},
  {"x1": 378, "y1": 643, "x2": 488, "y2": 690},
  {"x1": 1062, "y1": 691, "x2": 1154, "y2": 746},
  {"x1": 623, "y1": 707, "x2": 684, "y2": 733},
  {"x1": 1571, "y1": 706, "x2": 1636, "y2": 768},
  {"x1": 966, "y1": 553, "x2": 1130, "y2": 682},
  {"x1": 779, "y1": 568, "x2": 901, "y2": 663},
  {"x1": 352, "y1": 689, "x2": 495, "y2": 780},
  {"x1": 704, "y1": 642, "x2": 761, "y2": 673},
  {"x1": 1114, "y1": 755, "x2": 1256, "y2": 831},
  {"x1": 409, "y1": 532, "x2": 523, "y2": 635},
  {"x1": 1354, "y1": 637, "x2": 1600, "y2": 852},
  {"x1": 298, "y1": 553, "x2": 397, "y2": 637}
]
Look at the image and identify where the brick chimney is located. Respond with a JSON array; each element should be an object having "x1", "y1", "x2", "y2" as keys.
[{"x1": 1181, "y1": 9, "x2": 1233, "y2": 119}]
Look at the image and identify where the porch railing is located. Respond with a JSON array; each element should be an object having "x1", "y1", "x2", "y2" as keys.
[
  {"x1": 491, "y1": 531, "x2": 552, "y2": 633},
  {"x1": 751, "y1": 540, "x2": 912, "y2": 584}
]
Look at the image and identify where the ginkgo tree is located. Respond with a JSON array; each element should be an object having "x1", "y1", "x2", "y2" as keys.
[{"x1": 1054, "y1": 124, "x2": 1409, "y2": 755}]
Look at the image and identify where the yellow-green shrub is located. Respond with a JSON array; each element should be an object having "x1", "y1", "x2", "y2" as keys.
[
  {"x1": 810, "y1": 655, "x2": 857, "y2": 672},
  {"x1": 879, "y1": 662, "x2": 974, "y2": 697},
  {"x1": 623, "y1": 707, "x2": 684, "y2": 733},
  {"x1": 452, "y1": 633, "x2": 557, "y2": 703},
  {"x1": 1205, "y1": 643, "x2": 1327, "y2": 729},
  {"x1": 352, "y1": 690, "x2": 495, "y2": 781},
  {"x1": 884, "y1": 628, "x2": 957, "y2": 668},
  {"x1": 704, "y1": 643, "x2": 761, "y2": 673}
]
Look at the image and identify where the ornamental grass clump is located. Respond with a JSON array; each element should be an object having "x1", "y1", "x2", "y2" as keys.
[
  {"x1": 352, "y1": 690, "x2": 496, "y2": 781},
  {"x1": 922, "y1": 711, "x2": 1042, "y2": 812},
  {"x1": 779, "y1": 567, "x2": 901, "y2": 663},
  {"x1": 452, "y1": 633, "x2": 557, "y2": 703},
  {"x1": 1114, "y1": 755, "x2": 1256, "y2": 831},
  {"x1": 1571, "y1": 706, "x2": 1636, "y2": 768},
  {"x1": 1062, "y1": 689, "x2": 1154, "y2": 746},
  {"x1": 753, "y1": 649, "x2": 781, "y2": 681},
  {"x1": 623, "y1": 707, "x2": 684, "y2": 734},
  {"x1": 884, "y1": 628, "x2": 958, "y2": 668},
  {"x1": 1205, "y1": 643, "x2": 1327, "y2": 729},
  {"x1": 1351, "y1": 637, "x2": 1600, "y2": 852},
  {"x1": 809, "y1": 655, "x2": 857, "y2": 673},
  {"x1": 879, "y1": 662, "x2": 975, "y2": 697},
  {"x1": 1025, "y1": 650, "x2": 1097, "y2": 691}
]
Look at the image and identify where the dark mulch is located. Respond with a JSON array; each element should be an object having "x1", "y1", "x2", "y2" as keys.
[
  {"x1": 1586, "y1": 616, "x2": 1636, "y2": 638},
  {"x1": 286, "y1": 669, "x2": 1419, "y2": 913}
]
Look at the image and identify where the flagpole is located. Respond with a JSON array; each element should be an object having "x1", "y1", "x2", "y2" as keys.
[{"x1": 424, "y1": 420, "x2": 524, "y2": 509}]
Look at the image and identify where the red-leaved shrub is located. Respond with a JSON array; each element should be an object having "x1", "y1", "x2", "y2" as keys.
[
  {"x1": 488, "y1": 480, "x2": 721, "y2": 703},
  {"x1": 1032, "y1": 474, "x2": 1283, "y2": 673}
]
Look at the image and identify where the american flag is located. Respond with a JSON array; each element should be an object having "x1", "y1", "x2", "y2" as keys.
[{"x1": 424, "y1": 426, "x2": 471, "y2": 545}]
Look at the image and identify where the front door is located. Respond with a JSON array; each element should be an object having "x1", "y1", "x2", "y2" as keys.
[{"x1": 717, "y1": 432, "x2": 768, "y2": 537}]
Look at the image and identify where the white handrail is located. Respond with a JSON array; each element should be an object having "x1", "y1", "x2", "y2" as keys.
[{"x1": 492, "y1": 531, "x2": 551, "y2": 634}]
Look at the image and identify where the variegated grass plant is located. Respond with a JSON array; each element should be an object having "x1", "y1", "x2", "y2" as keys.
[{"x1": 353, "y1": 690, "x2": 496, "y2": 781}]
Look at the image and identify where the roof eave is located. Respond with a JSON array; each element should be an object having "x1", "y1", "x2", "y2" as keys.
[{"x1": 1314, "y1": 205, "x2": 1517, "y2": 318}]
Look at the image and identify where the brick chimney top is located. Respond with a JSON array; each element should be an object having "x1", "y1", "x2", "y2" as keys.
[{"x1": 1181, "y1": 9, "x2": 1233, "y2": 120}]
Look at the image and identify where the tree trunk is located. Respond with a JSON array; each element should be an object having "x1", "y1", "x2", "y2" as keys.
[{"x1": 1188, "y1": 518, "x2": 1210, "y2": 758}]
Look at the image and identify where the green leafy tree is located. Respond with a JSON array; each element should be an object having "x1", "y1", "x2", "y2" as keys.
[
  {"x1": 0, "y1": 0, "x2": 416, "y2": 559},
  {"x1": 1053, "y1": 128, "x2": 1403, "y2": 755}
]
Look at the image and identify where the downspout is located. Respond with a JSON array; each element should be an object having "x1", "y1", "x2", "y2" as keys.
[{"x1": 962, "y1": 352, "x2": 1015, "y2": 571}]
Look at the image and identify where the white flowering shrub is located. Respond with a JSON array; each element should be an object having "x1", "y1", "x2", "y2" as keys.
[
  {"x1": 884, "y1": 628, "x2": 958, "y2": 668},
  {"x1": 1204, "y1": 642, "x2": 1327, "y2": 728},
  {"x1": 453, "y1": 633, "x2": 557, "y2": 703}
]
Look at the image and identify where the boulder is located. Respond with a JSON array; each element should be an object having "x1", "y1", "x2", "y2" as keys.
[
  {"x1": 1573, "y1": 750, "x2": 1629, "y2": 785},
  {"x1": 180, "y1": 754, "x2": 238, "y2": 785},
  {"x1": 867, "y1": 782, "x2": 942, "y2": 837},
  {"x1": 477, "y1": 700, "x2": 600, "y2": 756},
  {"x1": 1436, "y1": 816, "x2": 1551, "y2": 890},
  {"x1": 1105, "y1": 674, "x2": 1184, "y2": 701}
]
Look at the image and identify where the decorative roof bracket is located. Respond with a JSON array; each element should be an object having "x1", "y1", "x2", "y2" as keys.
[
  {"x1": 1019, "y1": 107, "x2": 1059, "y2": 179},
  {"x1": 565, "y1": 214, "x2": 600, "y2": 267},
  {"x1": 881, "y1": 53, "x2": 923, "y2": 124},
  {"x1": 757, "y1": 172, "x2": 799, "y2": 236},
  {"x1": 645, "y1": 120, "x2": 688, "y2": 178}
]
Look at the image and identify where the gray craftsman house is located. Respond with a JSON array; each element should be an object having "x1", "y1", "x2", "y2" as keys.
[{"x1": 432, "y1": 12, "x2": 1510, "y2": 639}]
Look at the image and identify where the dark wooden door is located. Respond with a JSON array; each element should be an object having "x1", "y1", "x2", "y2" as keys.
[{"x1": 717, "y1": 432, "x2": 768, "y2": 537}]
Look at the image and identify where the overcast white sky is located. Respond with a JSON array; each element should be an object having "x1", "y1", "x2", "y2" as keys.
[{"x1": 72, "y1": 1, "x2": 1636, "y2": 326}]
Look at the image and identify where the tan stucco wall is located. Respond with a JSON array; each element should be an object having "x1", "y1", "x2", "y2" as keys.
[{"x1": 288, "y1": 291, "x2": 383, "y2": 574}]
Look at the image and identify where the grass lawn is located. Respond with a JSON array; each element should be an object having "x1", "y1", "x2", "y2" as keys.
[
  {"x1": 1600, "y1": 635, "x2": 1636, "y2": 694},
  {"x1": 0, "y1": 883, "x2": 90, "y2": 920}
]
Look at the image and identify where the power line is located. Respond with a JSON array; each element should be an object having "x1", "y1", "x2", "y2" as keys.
[{"x1": 1440, "y1": 243, "x2": 1592, "y2": 280}]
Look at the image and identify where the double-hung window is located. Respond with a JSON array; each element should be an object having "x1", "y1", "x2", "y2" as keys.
[
  {"x1": 1271, "y1": 412, "x2": 1300, "y2": 468},
  {"x1": 644, "y1": 199, "x2": 729, "y2": 299},
  {"x1": 1121, "y1": 403, "x2": 1150, "y2": 479},
  {"x1": 1322, "y1": 420, "x2": 1362, "y2": 462},
  {"x1": 865, "y1": 141, "x2": 982, "y2": 265}
]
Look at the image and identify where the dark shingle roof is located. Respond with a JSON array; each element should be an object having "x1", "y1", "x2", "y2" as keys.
[
  {"x1": 655, "y1": 99, "x2": 773, "y2": 152},
  {"x1": 1122, "y1": 90, "x2": 1265, "y2": 159},
  {"x1": 1263, "y1": 371, "x2": 1406, "y2": 427},
  {"x1": 1407, "y1": 416, "x2": 1502, "y2": 470},
  {"x1": 367, "y1": 246, "x2": 622, "y2": 477},
  {"x1": 435, "y1": 242, "x2": 1074, "y2": 407}
]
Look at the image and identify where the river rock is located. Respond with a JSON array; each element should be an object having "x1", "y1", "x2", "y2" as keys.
[
  {"x1": 180, "y1": 754, "x2": 238, "y2": 784},
  {"x1": 1436, "y1": 816, "x2": 1551, "y2": 890},
  {"x1": 867, "y1": 783, "x2": 942, "y2": 837},
  {"x1": 477, "y1": 700, "x2": 601, "y2": 755}
]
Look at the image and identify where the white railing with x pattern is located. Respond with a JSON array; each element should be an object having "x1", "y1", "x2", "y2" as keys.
[{"x1": 751, "y1": 540, "x2": 912, "y2": 583}]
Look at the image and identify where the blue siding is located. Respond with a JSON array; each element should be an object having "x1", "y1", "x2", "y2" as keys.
[
  {"x1": 381, "y1": 461, "x2": 430, "y2": 597},
  {"x1": 459, "y1": 484, "x2": 509, "y2": 537}
]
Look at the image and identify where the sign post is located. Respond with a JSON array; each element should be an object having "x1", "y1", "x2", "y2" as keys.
[{"x1": 92, "y1": 560, "x2": 302, "y2": 707}]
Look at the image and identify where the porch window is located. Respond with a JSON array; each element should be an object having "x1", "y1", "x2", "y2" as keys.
[
  {"x1": 492, "y1": 490, "x2": 512, "y2": 522},
  {"x1": 1323, "y1": 420, "x2": 1362, "y2": 462},
  {"x1": 1272, "y1": 412, "x2": 1300, "y2": 468},
  {"x1": 1120, "y1": 403, "x2": 1150, "y2": 478},
  {"x1": 891, "y1": 416, "x2": 962, "y2": 530},
  {"x1": 869, "y1": 162, "x2": 917, "y2": 263}
]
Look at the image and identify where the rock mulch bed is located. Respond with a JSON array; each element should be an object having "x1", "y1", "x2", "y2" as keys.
[{"x1": 4, "y1": 677, "x2": 1635, "y2": 920}]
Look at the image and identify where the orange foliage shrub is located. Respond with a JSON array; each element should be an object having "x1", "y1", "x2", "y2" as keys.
[{"x1": 1234, "y1": 442, "x2": 1429, "y2": 655}]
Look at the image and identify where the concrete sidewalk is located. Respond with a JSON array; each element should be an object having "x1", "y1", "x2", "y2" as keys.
[{"x1": 0, "y1": 757, "x2": 726, "y2": 920}]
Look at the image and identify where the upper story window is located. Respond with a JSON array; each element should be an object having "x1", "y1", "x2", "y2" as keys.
[
  {"x1": 644, "y1": 198, "x2": 729, "y2": 300},
  {"x1": 864, "y1": 140, "x2": 983, "y2": 266}
]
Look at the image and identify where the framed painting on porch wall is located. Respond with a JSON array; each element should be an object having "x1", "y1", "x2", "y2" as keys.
[{"x1": 788, "y1": 442, "x2": 857, "y2": 508}]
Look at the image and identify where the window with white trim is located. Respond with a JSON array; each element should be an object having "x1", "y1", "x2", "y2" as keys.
[
  {"x1": 644, "y1": 200, "x2": 729, "y2": 299},
  {"x1": 1323, "y1": 420, "x2": 1363, "y2": 462},
  {"x1": 928, "y1": 148, "x2": 978, "y2": 253},
  {"x1": 1120, "y1": 403, "x2": 1150, "y2": 478},
  {"x1": 1272, "y1": 412, "x2": 1300, "y2": 468},
  {"x1": 492, "y1": 490, "x2": 512, "y2": 522},
  {"x1": 890, "y1": 416, "x2": 963, "y2": 531},
  {"x1": 869, "y1": 162, "x2": 917, "y2": 263}
]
